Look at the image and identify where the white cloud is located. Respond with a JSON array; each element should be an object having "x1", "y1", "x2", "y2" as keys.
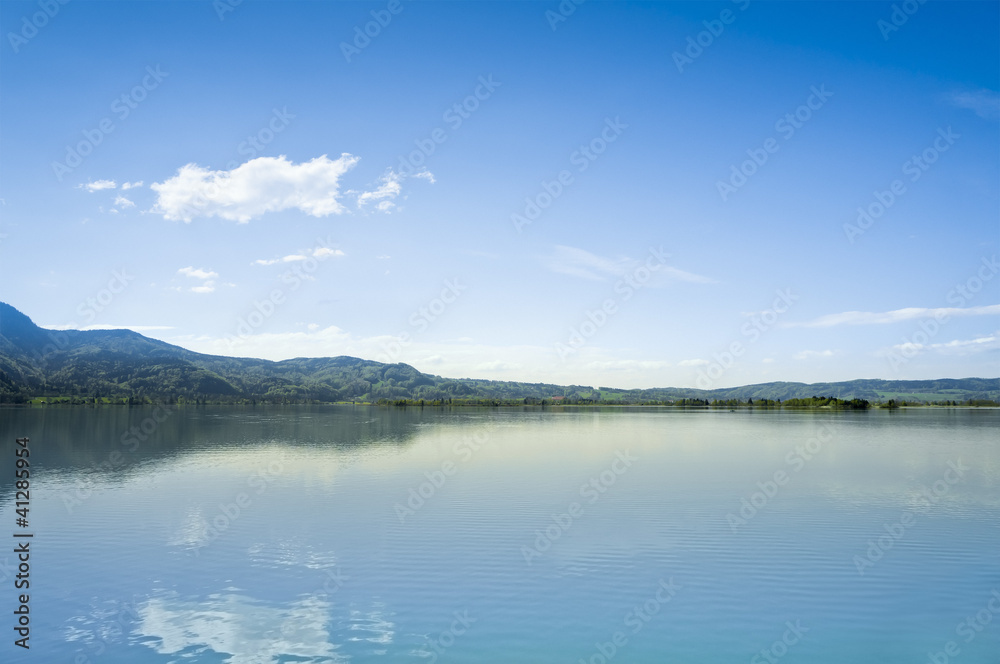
[
  {"x1": 948, "y1": 89, "x2": 1000, "y2": 120},
  {"x1": 177, "y1": 266, "x2": 218, "y2": 293},
  {"x1": 793, "y1": 349, "x2": 835, "y2": 360},
  {"x1": 151, "y1": 154, "x2": 360, "y2": 223},
  {"x1": 114, "y1": 195, "x2": 135, "y2": 209},
  {"x1": 253, "y1": 246, "x2": 344, "y2": 266},
  {"x1": 356, "y1": 171, "x2": 403, "y2": 208},
  {"x1": 79, "y1": 179, "x2": 116, "y2": 192},
  {"x1": 313, "y1": 247, "x2": 343, "y2": 259},
  {"x1": 356, "y1": 169, "x2": 434, "y2": 211},
  {"x1": 679, "y1": 359, "x2": 709, "y2": 367},
  {"x1": 255, "y1": 255, "x2": 307, "y2": 266},
  {"x1": 121, "y1": 181, "x2": 143, "y2": 190},
  {"x1": 178, "y1": 266, "x2": 218, "y2": 280},
  {"x1": 787, "y1": 304, "x2": 1000, "y2": 328},
  {"x1": 888, "y1": 332, "x2": 1000, "y2": 357}
]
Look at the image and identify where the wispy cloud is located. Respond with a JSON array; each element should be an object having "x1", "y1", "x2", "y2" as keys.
[
  {"x1": 793, "y1": 349, "x2": 835, "y2": 360},
  {"x1": 78, "y1": 179, "x2": 116, "y2": 192},
  {"x1": 545, "y1": 245, "x2": 630, "y2": 281},
  {"x1": 177, "y1": 266, "x2": 219, "y2": 293},
  {"x1": 659, "y1": 266, "x2": 716, "y2": 284},
  {"x1": 45, "y1": 324, "x2": 175, "y2": 332},
  {"x1": 178, "y1": 267, "x2": 218, "y2": 280},
  {"x1": 121, "y1": 181, "x2": 143, "y2": 190},
  {"x1": 355, "y1": 169, "x2": 434, "y2": 212},
  {"x1": 947, "y1": 89, "x2": 1000, "y2": 120},
  {"x1": 253, "y1": 246, "x2": 344, "y2": 266},
  {"x1": 786, "y1": 304, "x2": 1000, "y2": 328},
  {"x1": 151, "y1": 154, "x2": 360, "y2": 223},
  {"x1": 544, "y1": 245, "x2": 715, "y2": 284},
  {"x1": 172, "y1": 328, "x2": 674, "y2": 389},
  {"x1": 357, "y1": 171, "x2": 403, "y2": 209},
  {"x1": 578, "y1": 359, "x2": 673, "y2": 372},
  {"x1": 888, "y1": 332, "x2": 1000, "y2": 357},
  {"x1": 114, "y1": 195, "x2": 135, "y2": 209}
]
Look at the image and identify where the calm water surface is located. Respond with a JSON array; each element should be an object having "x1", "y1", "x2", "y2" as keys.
[{"x1": 0, "y1": 406, "x2": 997, "y2": 662}]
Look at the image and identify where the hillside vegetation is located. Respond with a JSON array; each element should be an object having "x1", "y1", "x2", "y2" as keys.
[{"x1": 1, "y1": 303, "x2": 996, "y2": 406}]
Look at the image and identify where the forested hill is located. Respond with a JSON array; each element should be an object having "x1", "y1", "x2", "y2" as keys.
[{"x1": 0, "y1": 302, "x2": 996, "y2": 404}]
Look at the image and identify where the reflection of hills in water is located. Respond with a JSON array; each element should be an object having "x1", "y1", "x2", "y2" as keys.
[{"x1": 0, "y1": 405, "x2": 444, "y2": 476}]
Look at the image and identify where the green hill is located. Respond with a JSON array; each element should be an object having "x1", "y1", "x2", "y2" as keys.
[{"x1": 0, "y1": 302, "x2": 996, "y2": 405}]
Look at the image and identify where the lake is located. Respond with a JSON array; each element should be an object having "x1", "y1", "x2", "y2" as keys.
[{"x1": 0, "y1": 405, "x2": 997, "y2": 662}]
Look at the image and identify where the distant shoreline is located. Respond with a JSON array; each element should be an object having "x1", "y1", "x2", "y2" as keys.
[{"x1": 4, "y1": 399, "x2": 998, "y2": 410}]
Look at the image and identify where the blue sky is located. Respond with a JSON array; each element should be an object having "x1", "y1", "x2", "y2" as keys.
[{"x1": 1, "y1": 0, "x2": 997, "y2": 389}]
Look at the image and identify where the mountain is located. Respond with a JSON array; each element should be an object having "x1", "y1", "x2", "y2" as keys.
[
  {"x1": 0, "y1": 302, "x2": 589, "y2": 403},
  {"x1": 0, "y1": 302, "x2": 996, "y2": 405}
]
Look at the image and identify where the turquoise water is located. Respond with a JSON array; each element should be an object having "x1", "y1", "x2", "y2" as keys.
[{"x1": 0, "y1": 406, "x2": 997, "y2": 662}]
